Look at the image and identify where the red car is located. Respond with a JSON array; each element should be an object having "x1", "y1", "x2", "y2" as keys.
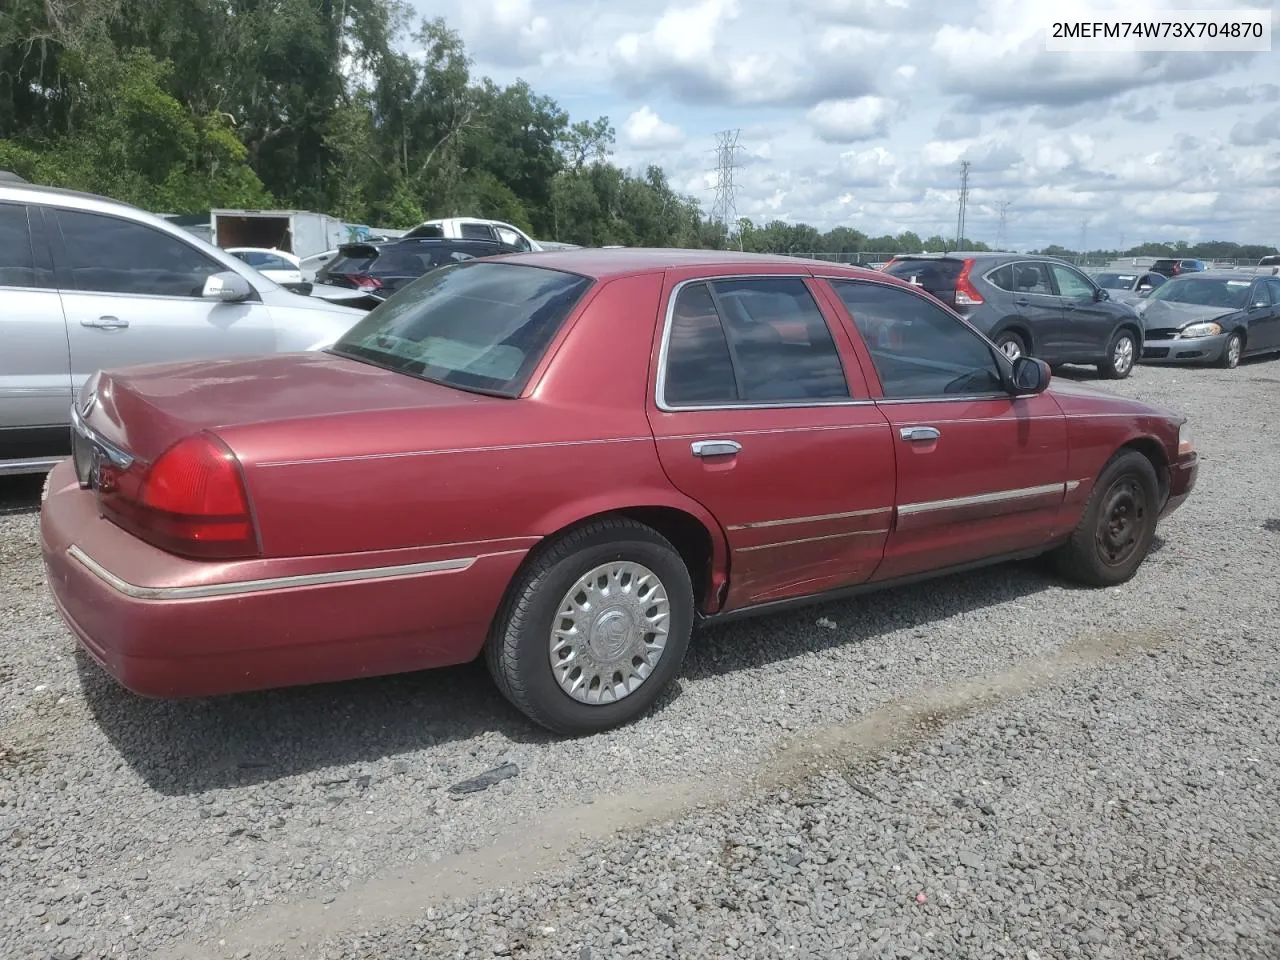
[{"x1": 41, "y1": 250, "x2": 1199, "y2": 734}]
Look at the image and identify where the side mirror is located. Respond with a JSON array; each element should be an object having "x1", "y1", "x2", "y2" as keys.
[
  {"x1": 1094, "y1": 287, "x2": 1110, "y2": 301},
  {"x1": 1010, "y1": 355, "x2": 1051, "y2": 394},
  {"x1": 201, "y1": 270, "x2": 253, "y2": 302},
  {"x1": 1136, "y1": 284, "x2": 1152, "y2": 294}
]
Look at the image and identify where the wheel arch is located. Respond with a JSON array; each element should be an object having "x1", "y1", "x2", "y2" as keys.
[
  {"x1": 519, "y1": 496, "x2": 730, "y2": 614},
  {"x1": 1118, "y1": 436, "x2": 1171, "y2": 503},
  {"x1": 990, "y1": 318, "x2": 1034, "y2": 352}
]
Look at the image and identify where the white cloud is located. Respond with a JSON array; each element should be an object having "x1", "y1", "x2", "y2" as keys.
[
  {"x1": 418, "y1": 0, "x2": 1280, "y2": 248},
  {"x1": 621, "y1": 106, "x2": 686, "y2": 149},
  {"x1": 807, "y1": 96, "x2": 895, "y2": 143}
]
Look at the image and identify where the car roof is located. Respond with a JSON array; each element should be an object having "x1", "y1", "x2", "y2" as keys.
[
  {"x1": 495, "y1": 247, "x2": 893, "y2": 281},
  {"x1": 0, "y1": 179, "x2": 144, "y2": 211},
  {"x1": 1175, "y1": 271, "x2": 1259, "y2": 280}
]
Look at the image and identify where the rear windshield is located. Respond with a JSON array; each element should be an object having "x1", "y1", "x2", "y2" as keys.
[
  {"x1": 403, "y1": 223, "x2": 445, "y2": 239},
  {"x1": 328, "y1": 261, "x2": 593, "y2": 397},
  {"x1": 881, "y1": 258, "x2": 962, "y2": 295},
  {"x1": 1151, "y1": 259, "x2": 1177, "y2": 268},
  {"x1": 1094, "y1": 273, "x2": 1137, "y2": 289}
]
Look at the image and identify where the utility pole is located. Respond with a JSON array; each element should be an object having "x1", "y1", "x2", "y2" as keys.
[
  {"x1": 1078, "y1": 218, "x2": 1088, "y2": 257},
  {"x1": 954, "y1": 161, "x2": 970, "y2": 249},
  {"x1": 996, "y1": 200, "x2": 1012, "y2": 250},
  {"x1": 711, "y1": 130, "x2": 744, "y2": 250}
]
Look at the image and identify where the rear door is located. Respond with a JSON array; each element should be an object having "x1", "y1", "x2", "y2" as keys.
[
  {"x1": 0, "y1": 202, "x2": 73, "y2": 456},
  {"x1": 48, "y1": 207, "x2": 278, "y2": 391},
  {"x1": 646, "y1": 269, "x2": 896, "y2": 610},
  {"x1": 820, "y1": 277, "x2": 1068, "y2": 581}
]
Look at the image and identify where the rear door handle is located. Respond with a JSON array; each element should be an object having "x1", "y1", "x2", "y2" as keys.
[
  {"x1": 691, "y1": 439, "x2": 741, "y2": 458},
  {"x1": 81, "y1": 316, "x2": 129, "y2": 329},
  {"x1": 899, "y1": 426, "x2": 940, "y2": 442},
  {"x1": 1014, "y1": 297, "x2": 1031, "y2": 306}
]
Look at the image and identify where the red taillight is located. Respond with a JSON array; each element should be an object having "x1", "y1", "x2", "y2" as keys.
[
  {"x1": 349, "y1": 274, "x2": 382, "y2": 291},
  {"x1": 954, "y1": 258, "x2": 985, "y2": 306},
  {"x1": 101, "y1": 433, "x2": 259, "y2": 560}
]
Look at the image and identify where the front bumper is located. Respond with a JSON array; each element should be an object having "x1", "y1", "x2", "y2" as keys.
[
  {"x1": 1140, "y1": 331, "x2": 1229, "y2": 365},
  {"x1": 1161, "y1": 452, "x2": 1199, "y2": 518},
  {"x1": 40, "y1": 459, "x2": 525, "y2": 699}
]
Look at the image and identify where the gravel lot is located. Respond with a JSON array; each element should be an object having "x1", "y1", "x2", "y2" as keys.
[{"x1": 2, "y1": 361, "x2": 1278, "y2": 960}]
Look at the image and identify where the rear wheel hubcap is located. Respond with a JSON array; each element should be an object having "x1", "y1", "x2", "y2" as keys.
[
  {"x1": 1000, "y1": 338, "x2": 1023, "y2": 360},
  {"x1": 549, "y1": 561, "x2": 671, "y2": 705}
]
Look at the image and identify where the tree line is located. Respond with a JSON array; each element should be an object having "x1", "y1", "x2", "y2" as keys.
[{"x1": 1, "y1": 1, "x2": 1274, "y2": 259}]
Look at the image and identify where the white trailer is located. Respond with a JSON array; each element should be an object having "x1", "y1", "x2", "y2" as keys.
[{"x1": 209, "y1": 209, "x2": 346, "y2": 261}]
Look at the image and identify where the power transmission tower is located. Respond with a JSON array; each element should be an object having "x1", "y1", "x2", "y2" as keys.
[
  {"x1": 954, "y1": 161, "x2": 971, "y2": 248},
  {"x1": 996, "y1": 200, "x2": 1012, "y2": 250},
  {"x1": 711, "y1": 129, "x2": 744, "y2": 249}
]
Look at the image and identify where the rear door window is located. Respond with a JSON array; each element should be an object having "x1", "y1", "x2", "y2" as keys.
[
  {"x1": 1007, "y1": 262, "x2": 1054, "y2": 295},
  {"x1": 459, "y1": 222, "x2": 496, "y2": 241},
  {"x1": 0, "y1": 202, "x2": 35, "y2": 288}
]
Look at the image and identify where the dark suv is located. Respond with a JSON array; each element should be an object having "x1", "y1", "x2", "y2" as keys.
[
  {"x1": 1150, "y1": 258, "x2": 1206, "y2": 277},
  {"x1": 881, "y1": 253, "x2": 1145, "y2": 379},
  {"x1": 316, "y1": 237, "x2": 521, "y2": 299}
]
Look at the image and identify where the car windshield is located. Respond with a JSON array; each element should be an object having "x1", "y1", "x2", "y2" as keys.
[
  {"x1": 328, "y1": 261, "x2": 593, "y2": 397},
  {"x1": 1146, "y1": 277, "x2": 1251, "y2": 309},
  {"x1": 1094, "y1": 273, "x2": 1137, "y2": 290}
]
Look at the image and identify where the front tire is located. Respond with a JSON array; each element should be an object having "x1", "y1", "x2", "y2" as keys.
[
  {"x1": 1098, "y1": 329, "x2": 1137, "y2": 379},
  {"x1": 484, "y1": 516, "x2": 695, "y2": 735},
  {"x1": 1051, "y1": 450, "x2": 1159, "y2": 587},
  {"x1": 1216, "y1": 331, "x2": 1243, "y2": 369}
]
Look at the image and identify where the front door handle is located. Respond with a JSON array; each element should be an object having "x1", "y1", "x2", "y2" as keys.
[
  {"x1": 81, "y1": 316, "x2": 129, "y2": 329},
  {"x1": 691, "y1": 439, "x2": 741, "y2": 458},
  {"x1": 899, "y1": 426, "x2": 940, "y2": 443}
]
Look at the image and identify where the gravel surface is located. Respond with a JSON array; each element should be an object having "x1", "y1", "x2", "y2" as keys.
[{"x1": 2, "y1": 361, "x2": 1278, "y2": 960}]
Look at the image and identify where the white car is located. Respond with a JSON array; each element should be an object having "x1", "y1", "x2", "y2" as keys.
[
  {"x1": 0, "y1": 182, "x2": 366, "y2": 476},
  {"x1": 225, "y1": 247, "x2": 304, "y2": 285},
  {"x1": 403, "y1": 217, "x2": 544, "y2": 252}
]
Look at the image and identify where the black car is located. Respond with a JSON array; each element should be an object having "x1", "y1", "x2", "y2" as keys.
[
  {"x1": 1149, "y1": 258, "x2": 1206, "y2": 278},
  {"x1": 315, "y1": 237, "x2": 521, "y2": 298},
  {"x1": 1136, "y1": 271, "x2": 1280, "y2": 368},
  {"x1": 882, "y1": 253, "x2": 1145, "y2": 379}
]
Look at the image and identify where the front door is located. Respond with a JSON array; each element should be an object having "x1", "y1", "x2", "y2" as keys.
[
  {"x1": 1049, "y1": 262, "x2": 1120, "y2": 360},
  {"x1": 1247, "y1": 278, "x2": 1280, "y2": 352},
  {"x1": 646, "y1": 272, "x2": 896, "y2": 610},
  {"x1": 821, "y1": 277, "x2": 1069, "y2": 582},
  {"x1": 47, "y1": 207, "x2": 278, "y2": 393}
]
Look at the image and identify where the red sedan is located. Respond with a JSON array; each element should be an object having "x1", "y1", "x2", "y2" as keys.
[{"x1": 41, "y1": 249, "x2": 1199, "y2": 734}]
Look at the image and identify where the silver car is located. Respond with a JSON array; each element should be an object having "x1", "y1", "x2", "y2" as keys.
[{"x1": 0, "y1": 182, "x2": 366, "y2": 476}]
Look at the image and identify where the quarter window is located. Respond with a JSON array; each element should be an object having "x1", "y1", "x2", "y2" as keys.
[
  {"x1": 0, "y1": 202, "x2": 35, "y2": 288},
  {"x1": 662, "y1": 277, "x2": 851, "y2": 406},
  {"x1": 830, "y1": 280, "x2": 1005, "y2": 399},
  {"x1": 1050, "y1": 264, "x2": 1095, "y2": 300},
  {"x1": 56, "y1": 210, "x2": 224, "y2": 298}
]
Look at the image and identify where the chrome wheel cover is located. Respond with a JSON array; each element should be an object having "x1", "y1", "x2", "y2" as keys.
[
  {"x1": 549, "y1": 560, "x2": 671, "y2": 705},
  {"x1": 1113, "y1": 335, "x2": 1134, "y2": 374},
  {"x1": 1226, "y1": 336, "x2": 1241, "y2": 367}
]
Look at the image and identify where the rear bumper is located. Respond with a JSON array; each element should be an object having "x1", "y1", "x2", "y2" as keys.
[
  {"x1": 1141, "y1": 332, "x2": 1227, "y2": 364},
  {"x1": 1161, "y1": 452, "x2": 1198, "y2": 518},
  {"x1": 40, "y1": 460, "x2": 527, "y2": 698}
]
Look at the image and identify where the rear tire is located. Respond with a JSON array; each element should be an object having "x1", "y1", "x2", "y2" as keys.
[
  {"x1": 1051, "y1": 450, "x2": 1159, "y2": 587},
  {"x1": 1098, "y1": 329, "x2": 1137, "y2": 379},
  {"x1": 994, "y1": 331, "x2": 1027, "y2": 361},
  {"x1": 484, "y1": 516, "x2": 695, "y2": 736}
]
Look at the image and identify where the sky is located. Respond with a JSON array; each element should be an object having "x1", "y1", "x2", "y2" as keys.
[{"x1": 409, "y1": 0, "x2": 1280, "y2": 251}]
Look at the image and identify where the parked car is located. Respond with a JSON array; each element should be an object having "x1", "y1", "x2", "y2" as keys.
[
  {"x1": 0, "y1": 181, "x2": 366, "y2": 476},
  {"x1": 42, "y1": 249, "x2": 1198, "y2": 734},
  {"x1": 1258, "y1": 255, "x2": 1280, "y2": 272},
  {"x1": 403, "y1": 216, "x2": 543, "y2": 251},
  {"x1": 1149, "y1": 258, "x2": 1206, "y2": 278},
  {"x1": 315, "y1": 236, "x2": 521, "y2": 298},
  {"x1": 224, "y1": 247, "x2": 304, "y2": 285},
  {"x1": 1092, "y1": 270, "x2": 1166, "y2": 303},
  {"x1": 1136, "y1": 271, "x2": 1280, "y2": 368},
  {"x1": 882, "y1": 253, "x2": 1144, "y2": 378}
]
